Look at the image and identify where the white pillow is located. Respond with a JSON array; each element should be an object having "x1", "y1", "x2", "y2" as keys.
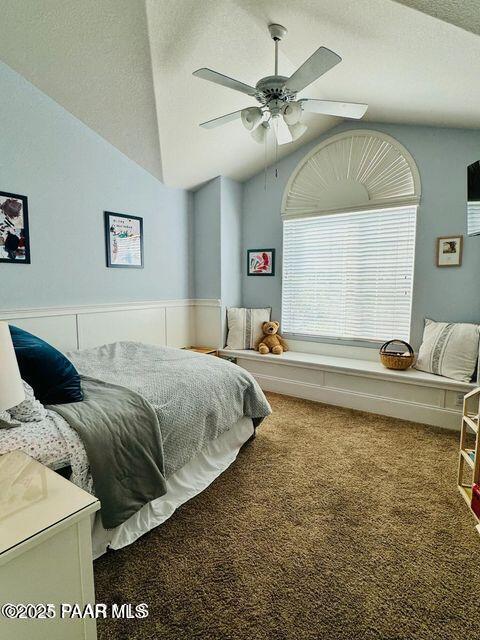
[
  {"x1": 225, "y1": 307, "x2": 271, "y2": 350},
  {"x1": 414, "y1": 319, "x2": 480, "y2": 382},
  {"x1": 8, "y1": 380, "x2": 47, "y2": 423}
]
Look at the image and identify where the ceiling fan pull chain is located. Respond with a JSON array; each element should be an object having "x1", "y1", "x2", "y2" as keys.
[
  {"x1": 274, "y1": 120, "x2": 279, "y2": 178},
  {"x1": 264, "y1": 133, "x2": 268, "y2": 191}
]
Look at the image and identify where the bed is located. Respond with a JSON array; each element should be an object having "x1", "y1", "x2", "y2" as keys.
[{"x1": 0, "y1": 339, "x2": 271, "y2": 558}]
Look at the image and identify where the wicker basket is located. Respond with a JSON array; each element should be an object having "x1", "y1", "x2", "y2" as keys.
[{"x1": 379, "y1": 339, "x2": 415, "y2": 370}]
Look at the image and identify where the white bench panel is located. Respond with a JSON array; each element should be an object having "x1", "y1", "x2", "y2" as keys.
[
  {"x1": 325, "y1": 371, "x2": 445, "y2": 407},
  {"x1": 241, "y1": 359, "x2": 326, "y2": 386},
  {"x1": 221, "y1": 349, "x2": 474, "y2": 430}
]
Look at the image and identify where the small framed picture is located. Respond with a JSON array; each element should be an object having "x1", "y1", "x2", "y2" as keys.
[
  {"x1": 104, "y1": 211, "x2": 144, "y2": 269},
  {"x1": 0, "y1": 190, "x2": 30, "y2": 264},
  {"x1": 436, "y1": 235, "x2": 463, "y2": 267},
  {"x1": 247, "y1": 248, "x2": 275, "y2": 276}
]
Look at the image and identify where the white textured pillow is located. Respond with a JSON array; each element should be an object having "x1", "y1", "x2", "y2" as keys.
[
  {"x1": 225, "y1": 307, "x2": 271, "y2": 350},
  {"x1": 415, "y1": 319, "x2": 480, "y2": 382},
  {"x1": 8, "y1": 380, "x2": 47, "y2": 423}
]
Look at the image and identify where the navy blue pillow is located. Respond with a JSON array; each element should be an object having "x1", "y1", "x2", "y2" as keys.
[{"x1": 9, "y1": 325, "x2": 83, "y2": 405}]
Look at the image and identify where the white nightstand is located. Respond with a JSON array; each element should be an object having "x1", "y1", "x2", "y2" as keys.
[{"x1": 0, "y1": 450, "x2": 100, "y2": 640}]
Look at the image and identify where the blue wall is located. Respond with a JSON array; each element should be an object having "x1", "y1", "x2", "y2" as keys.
[
  {"x1": 193, "y1": 177, "x2": 221, "y2": 299},
  {"x1": 241, "y1": 122, "x2": 480, "y2": 349},
  {"x1": 0, "y1": 61, "x2": 192, "y2": 310},
  {"x1": 192, "y1": 175, "x2": 242, "y2": 309},
  {"x1": 220, "y1": 177, "x2": 242, "y2": 310}
]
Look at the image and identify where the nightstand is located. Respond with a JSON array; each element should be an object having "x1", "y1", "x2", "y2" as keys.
[
  {"x1": 0, "y1": 450, "x2": 100, "y2": 640},
  {"x1": 184, "y1": 346, "x2": 219, "y2": 356}
]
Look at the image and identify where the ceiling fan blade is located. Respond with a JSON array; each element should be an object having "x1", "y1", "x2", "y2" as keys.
[
  {"x1": 193, "y1": 68, "x2": 256, "y2": 96},
  {"x1": 199, "y1": 109, "x2": 246, "y2": 129},
  {"x1": 285, "y1": 47, "x2": 341, "y2": 93},
  {"x1": 274, "y1": 117, "x2": 293, "y2": 145},
  {"x1": 300, "y1": 99, "x2": 368, "y2": 119}
]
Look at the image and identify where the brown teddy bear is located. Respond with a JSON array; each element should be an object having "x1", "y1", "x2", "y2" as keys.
[{"x1": 255, "y1": 321, "x2": 288, "y2": 355}]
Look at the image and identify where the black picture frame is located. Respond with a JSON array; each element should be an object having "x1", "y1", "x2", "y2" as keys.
[
  {"x1": 0, "y1": 190, "x2": 30, "y2": 264},
  {"x1": 104, "y1": 211, "x2": 144, "y2": 269},
  {"x1": 247, "y1": 248, "x2": 275, "y2": 276}
]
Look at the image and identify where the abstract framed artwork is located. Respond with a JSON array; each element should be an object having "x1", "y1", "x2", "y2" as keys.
[
  {"x1": 247, "y1": 248, "x2": 275, "y2": 276},
  {"x1": 0, "y1": 190, "x2": 30, "y2": 264},
  {"x1": 436, "y1": 235, "x2": 462, "y2": 267},
  {"x1": 104, "y1": 211, "x2": 144, "y2": 269}
]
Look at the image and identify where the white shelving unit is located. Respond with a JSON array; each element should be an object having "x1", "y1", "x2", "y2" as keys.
[{"x1": 458, "y1": 387, "x2": 480, "y2": 534}]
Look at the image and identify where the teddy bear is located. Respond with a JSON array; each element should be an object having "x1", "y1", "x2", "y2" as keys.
[{"x1": 255, "y1": 321, "x2": 288, "y2": 355}]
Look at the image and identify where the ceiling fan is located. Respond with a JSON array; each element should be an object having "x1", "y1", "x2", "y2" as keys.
[{"x1": 193, "y1": 24, "x2": 368, "y2": 145}]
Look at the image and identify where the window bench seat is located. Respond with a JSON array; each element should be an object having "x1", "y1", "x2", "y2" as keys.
[{"x1": 219, "y1": 349, "x2": 476, "y2": 430}]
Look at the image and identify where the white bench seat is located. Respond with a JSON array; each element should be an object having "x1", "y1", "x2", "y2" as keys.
[{"x1": 219, "y1": 348, "x2": 476, "y2": 430}]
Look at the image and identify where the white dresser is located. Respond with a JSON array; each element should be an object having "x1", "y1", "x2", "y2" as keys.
[{"x1": 0, "y1": 450, "x2": 100, "y2": 640}]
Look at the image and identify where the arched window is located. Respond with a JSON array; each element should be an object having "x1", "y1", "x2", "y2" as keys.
[{"x1": 281, "y1": 130, "x2": 421, "y2": 343}]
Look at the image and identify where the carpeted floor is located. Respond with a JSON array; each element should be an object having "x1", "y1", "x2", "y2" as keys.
[{"x1": 94, "y1": 393, "x2": 480, "y2": 640}]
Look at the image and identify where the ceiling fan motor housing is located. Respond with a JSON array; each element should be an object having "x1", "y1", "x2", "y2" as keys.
[{"x1": 255, "y1": 75, "x2": 296, "y2": 106}]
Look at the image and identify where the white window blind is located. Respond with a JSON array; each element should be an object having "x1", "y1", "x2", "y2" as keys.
[
  {"x1": 467, "y1": 202, "x2": 480, "y2": 236},
  {"x1": 282, "y1": 206, "x2": 417, "y2": 342}
]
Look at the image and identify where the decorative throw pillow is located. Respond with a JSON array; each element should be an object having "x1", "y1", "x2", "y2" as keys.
[
  {"x1": 8, "y1": 380, "x2": 47, "y2": 423},
  {"x1": 9, "y1": 325, "x2": 83, "y2": 405},
  {"x1": 225, "y1": 307, "x2": 271, "y2": 350},
  {"x1": 414, "y1": 318, "x2": 480, "y2": 382}
]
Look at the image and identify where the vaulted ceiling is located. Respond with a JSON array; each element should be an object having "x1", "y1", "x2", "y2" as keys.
[{"x1": 0, "y1": 0, "x2": 478, "y2": 189}]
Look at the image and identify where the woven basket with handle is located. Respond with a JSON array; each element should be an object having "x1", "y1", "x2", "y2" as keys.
[{"x1": 379, "y1": 339, "x2": 415, "y2": 370}]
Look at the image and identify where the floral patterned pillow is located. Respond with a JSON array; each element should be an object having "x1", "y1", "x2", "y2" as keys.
[{"x1": 8, "y1": 380, "x2": 48, "y2": 423}]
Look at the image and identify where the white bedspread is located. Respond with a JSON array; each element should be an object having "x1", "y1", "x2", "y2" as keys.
[{"x1": 0, "y1": 410, "x2": 91, "y2": 491}]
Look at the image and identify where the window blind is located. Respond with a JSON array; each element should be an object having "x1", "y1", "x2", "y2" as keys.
[
  {"x1": 282, "y1": 206, "x2": 417, "y2": 342},
  {"x1": 467, "y1": 202, "x2": 480, "y2": 236}
]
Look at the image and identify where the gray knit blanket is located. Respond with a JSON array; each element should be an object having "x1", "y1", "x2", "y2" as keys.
[{"x1": 67, "y1": 341, "x2": 271, "y2": 478}]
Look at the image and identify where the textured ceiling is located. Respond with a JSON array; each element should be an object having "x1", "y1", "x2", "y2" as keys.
[
  {"x1": 0, "y1": 0, "x2": 479, "y2": 189},
  {"x1": 393, "y1": 0, "x2": 480, "y2": 36},
  {"x1": 0, "y1": 0, "x2": 163, "y2": 180}
]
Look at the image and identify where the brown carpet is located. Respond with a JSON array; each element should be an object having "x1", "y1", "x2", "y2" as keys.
[{"x1": 94, "y1": 393, "x2": 480, "y2": 640}]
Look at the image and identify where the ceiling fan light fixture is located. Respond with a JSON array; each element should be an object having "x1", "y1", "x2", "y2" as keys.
[
  {"x1": 241, "y1": 107, "x2": 263, "y2": 131},
  {"x1": 288, "y1": 122, "x2": 308, "y2": 142},
  {"x1": 251, "y1": 122, "x2": 270, "y2": 144},
  {"x1": 282, "y1": 101, "x2": 303, "y2": 126}
]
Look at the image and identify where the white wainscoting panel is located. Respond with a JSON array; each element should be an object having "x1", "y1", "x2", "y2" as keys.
[
  {"x1": 195, "y1": 303, "x2": 223, "y2": 348},
  {"x1": 0, "y1": 299, "x2": 222, "y2": 354},
  {"x1": 6, "y1": 315, "x2": 78, "y2": 352},
  {"x1": 166, "y1": 306, "x2": 195, "y2": 348},
  {"x1": 77, "y1": 307, "x2": 167, "y2": 350}
]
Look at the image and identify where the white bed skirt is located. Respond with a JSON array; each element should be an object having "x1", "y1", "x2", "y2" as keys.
[{"x1": 91, "y1": 417, "x2": 255, "y2": 559}]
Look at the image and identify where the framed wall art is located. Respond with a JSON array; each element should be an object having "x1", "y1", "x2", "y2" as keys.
[
  {"x1": 104, "y1": 211, "x2": 144, "y2": 269},
  {"x1": 436, "y1": 235, "x2": 463, "y2": 267},
  {"x1": 0, "y1": 190, "x2": 30, "y2": 264},
  {"x1": 247, "y1": 248, "x2": 275, "y2": 276}
]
